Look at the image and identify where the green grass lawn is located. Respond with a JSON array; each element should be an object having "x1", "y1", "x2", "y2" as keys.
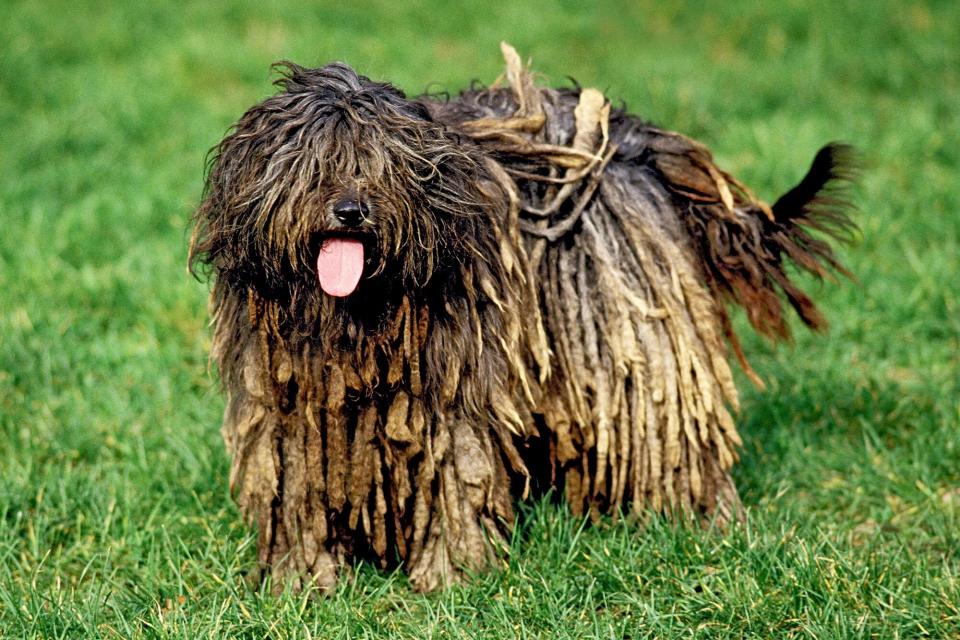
[{"x1": 1, "y1": 1, "x2": 958, "y2": 637}]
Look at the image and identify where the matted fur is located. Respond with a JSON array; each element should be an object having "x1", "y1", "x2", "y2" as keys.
[{"x1": 190, "y1": 45, "x2": 855, "y2": 592}]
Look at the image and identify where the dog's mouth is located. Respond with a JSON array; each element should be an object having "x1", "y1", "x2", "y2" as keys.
[{"x1": 316, "y1": 233, "x2": 369, "y2": 297}]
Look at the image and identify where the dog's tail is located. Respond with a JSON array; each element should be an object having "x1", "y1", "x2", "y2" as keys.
[{"x1": 654, "y1": 140, "x2": 858, "y2": 385}]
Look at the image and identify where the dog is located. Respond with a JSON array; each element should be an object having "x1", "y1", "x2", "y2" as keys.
[{"x1": 190, "y1": 44, "x2": 854, "y2": 592}]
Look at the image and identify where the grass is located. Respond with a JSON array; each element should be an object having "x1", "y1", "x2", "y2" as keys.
[{"x1": 1, "y1": 0, "x2": 958, "y2": 637}]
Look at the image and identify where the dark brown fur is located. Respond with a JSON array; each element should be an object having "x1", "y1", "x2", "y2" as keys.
[{"x1": 190, "y1": 48, "x2": 855, "y2": 593}]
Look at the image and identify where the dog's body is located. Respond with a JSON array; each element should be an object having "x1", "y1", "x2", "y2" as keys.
[{"x1": 191, "y1": 46, "x2": 854, "y2": 592}]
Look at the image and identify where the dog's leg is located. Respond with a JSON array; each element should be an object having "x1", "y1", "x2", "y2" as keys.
[
  {"x1": 406, "y1": 418, "x2": 514, "y2": 592},
  {"x1": 221, "y1": 346, "x2": 346, "y2": 595},
  {"x1": 532, "y1": 170, "x2": 750, "y2": 523}
]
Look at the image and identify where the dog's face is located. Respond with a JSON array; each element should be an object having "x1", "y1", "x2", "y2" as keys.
[{"x1": 191, "y1": 63, "x2": 504, "y2": 336}]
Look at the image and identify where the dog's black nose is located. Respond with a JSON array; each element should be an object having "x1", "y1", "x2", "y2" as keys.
[{"x1": 332, "y1": 199, "x2": 369, "y2": 227}]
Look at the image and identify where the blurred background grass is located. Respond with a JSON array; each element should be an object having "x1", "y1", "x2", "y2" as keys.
[{"x1": 1, "y1": 1, "x2": 958, "y2": 637}]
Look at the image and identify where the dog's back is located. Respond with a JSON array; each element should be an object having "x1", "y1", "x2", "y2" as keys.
[{"x1": 426, "y1": 81, "x2": 854, "y2": 522}]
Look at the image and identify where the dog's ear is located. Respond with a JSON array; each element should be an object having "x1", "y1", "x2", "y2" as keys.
[{"x1": 188, "y1": 94, "x2": 294, "y2": 297}]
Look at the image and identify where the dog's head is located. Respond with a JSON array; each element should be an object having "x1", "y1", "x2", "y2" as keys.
[{"x1": 190, "y1": 62, "x2": 506, "y2": 337}]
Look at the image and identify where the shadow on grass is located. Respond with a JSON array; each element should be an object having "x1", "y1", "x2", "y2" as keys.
[{"x1": 733, "y1": 363, "x2": 954, "y2": 505}]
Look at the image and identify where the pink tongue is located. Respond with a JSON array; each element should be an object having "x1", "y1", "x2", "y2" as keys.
[{"x1": 316, "y1": 238, "x2": 365, "y2": 297}]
